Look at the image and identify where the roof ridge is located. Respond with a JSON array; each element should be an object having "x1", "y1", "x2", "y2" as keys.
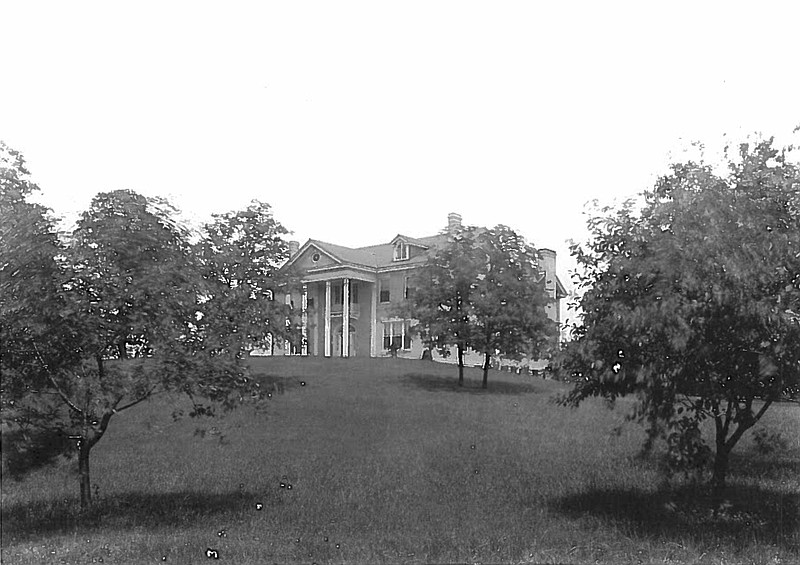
[{"x1": 355, "y1": 233, "x2": 445, "y2": 251}]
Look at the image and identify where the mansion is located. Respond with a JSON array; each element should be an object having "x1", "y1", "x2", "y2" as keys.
[{"x1": 271, "y1": 213, "x2": 567, "y2": 363}]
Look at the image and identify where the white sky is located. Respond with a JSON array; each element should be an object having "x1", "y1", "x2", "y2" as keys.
[{"x1": 2, "y1": 1, "x2": 799, "y2": 311}]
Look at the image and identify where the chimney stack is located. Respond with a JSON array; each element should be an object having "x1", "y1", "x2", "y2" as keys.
[
  {"x1": 447, "y1": 212, "x2": 462, "y2": 234},
  {"x1": 288, "y1": 240, "x2": 300, "y2": 257},
  {"x1": 539, "y1": 248, "x2": 557, "y2": 297}
]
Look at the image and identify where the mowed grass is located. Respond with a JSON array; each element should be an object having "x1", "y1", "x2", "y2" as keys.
[{"x1": 2, "y1": 358, "x2": 798, "y2": 564}]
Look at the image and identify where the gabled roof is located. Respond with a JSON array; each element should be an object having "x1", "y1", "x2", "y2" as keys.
[
  {"x1": 280, "y1": 239, "x2": 342, "y2": 271},
  {"x1": 389, "y1": 234, "x2": 437, "y2": 248},
  {"x1": 282, "y1": 233, "x2": 451, "y2": 273},
  {"x1": 281, "y1": 230, "x2": 568, "y2": 296},
  {"x1": 309, "y1": 239, "x2": 378, "y2": 268}
]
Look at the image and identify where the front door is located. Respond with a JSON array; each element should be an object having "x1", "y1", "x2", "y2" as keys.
[{"x1": 334, "y1": 324, "x2": 357, "y2": 357}]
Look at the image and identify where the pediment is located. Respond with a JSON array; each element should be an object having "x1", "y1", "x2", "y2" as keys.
[{"x1": 285, "y1": 241, "x2": 340, "y2": 272}]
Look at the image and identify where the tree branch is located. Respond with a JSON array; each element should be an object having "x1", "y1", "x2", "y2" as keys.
[
  {"x1": 32, "y1": 342, "x2": 83, "y2": 416},
  {"x1": 725, "y1": 398, "x2": 772, "y2": 450},
  {"x1": 711, "y1": 401, "x2": 724, "y2": 444},
  {"x1": 752, "y1": 398, "x2": 774, "y2": 424},
  {"x1": 115, "y1": 385, "x2": 160, "y2": 413},
  {"x1": 722, "y1": 398, "x2": 734, "y2": 438},
  {"x1": 87, "y1": 410, "x2": 116, "y2": 449}
]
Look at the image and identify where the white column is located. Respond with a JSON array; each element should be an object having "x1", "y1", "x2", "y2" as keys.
[
  {"x1": 324, "y1": 281, "x2": 331, "y2": 357},
  {"x1": 370, "y1": 282, "x2": 377, "y2": 357},
  {"x1": 284, "y1": 293, "x2": 292, "y2": 355},
  {"x1": 342, "y1": 278, "x2": 350, "y2": 357},
  {"x1": 313, "y1": 290, "x2": 319, "y2": 356},
  {"x1": 301, "y1": 284, "x2": 308, "y2": 356}
]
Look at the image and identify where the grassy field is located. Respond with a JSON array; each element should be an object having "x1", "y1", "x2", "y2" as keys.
[{"x1": 2, "y1": 358, "x2": 798, "y2": 564}]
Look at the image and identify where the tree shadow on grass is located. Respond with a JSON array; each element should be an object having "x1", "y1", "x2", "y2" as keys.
[
  {"x1": 550, "y1": 483, "x2": 799, "y2": 552},
  {"x1": 1, "y1": 489, "x2": 277, "y2": 544},
  {"x1": 402, "y1": 372, "x2": 538, "y2": 395},
  {"x1": 249, "y1": 374, "x2": 305, "y2": 394}
]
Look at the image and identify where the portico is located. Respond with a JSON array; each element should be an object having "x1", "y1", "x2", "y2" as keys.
[{"x1": 300, "y1": 271, "x2": 378, "y2": 358}]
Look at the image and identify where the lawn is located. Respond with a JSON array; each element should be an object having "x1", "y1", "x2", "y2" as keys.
[{"x1": 2, "y1": 358, "x2": 798, "y2": 564}]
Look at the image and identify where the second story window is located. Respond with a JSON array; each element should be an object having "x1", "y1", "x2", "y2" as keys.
[
  {"x1": 379, "y1": 278, "x2": 390, "y2": 303},
  {"x1": 393, "y1": 241, "x2": 409, "y2": 261}
]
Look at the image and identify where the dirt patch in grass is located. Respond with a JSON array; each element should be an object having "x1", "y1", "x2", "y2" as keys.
[
  {"x1": 551, "y1": 483, "x2": 799, "y2": 552},
  {"x1": 401, "y1": 372, "x2": 539, "y2": 395}
]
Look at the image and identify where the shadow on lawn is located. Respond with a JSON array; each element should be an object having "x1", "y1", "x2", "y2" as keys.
[
  {"x1": 402, "y1": 372, "x2": 538, "y2": 395},
  {"x1": 1, "y1": 489, "x2": 275, "y2": 543},
  {"x1": 249, "y1": 374, "x2": 306, "y2": 395},
  {"x1": 551, "y1": 483, "x2": 799, "y2": 551}
]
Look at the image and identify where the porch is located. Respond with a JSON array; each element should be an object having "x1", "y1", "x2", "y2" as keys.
[{"x1": 300, "y1": 276, "x2": 377, "y2": 358}]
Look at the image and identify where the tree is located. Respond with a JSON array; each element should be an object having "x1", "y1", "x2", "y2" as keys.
[
  {"x1": 1, "y1": 142, "x2": 77, "y2": 478},
  {"x1": 556, "y1": 137, "x2": 800, "y2": 502},
  {"x1": 404, "y1": 225, "x2": 555, "y2": 388},
  {"x1": 402, "y1": 228, "x2": 483, "y2": 385},
  {"x1": 195, "y1": 200, "x2": 298, "y2": 356},
  {"x1": 471, "y1": 226, "x2": 555, "y2": 388},
  {"x1": 1, "y1": 149, "x2": 275, "y2": 509}
]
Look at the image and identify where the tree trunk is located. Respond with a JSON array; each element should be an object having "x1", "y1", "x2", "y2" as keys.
[
  {"x1": 482, "y1": 352, "x2": 491, "y2": 389},
  {"x1": 457, "y1": 343, "x2": 464, "y2": 386},
  {"x1": 711, "y1": 441, "x2": 730, "y2": 509},
  {"x1": 78, "y1": 441, "x2": 92, "y2": 510}
]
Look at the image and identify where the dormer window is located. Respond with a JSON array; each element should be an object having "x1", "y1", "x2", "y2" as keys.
[{"x1": 393, "y1": 241, "x2": 409, "y2": 261}]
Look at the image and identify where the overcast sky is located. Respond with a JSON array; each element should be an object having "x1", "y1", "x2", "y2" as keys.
[{"x1": 2, "y1": 1, "x2": 798, "y2": 306}]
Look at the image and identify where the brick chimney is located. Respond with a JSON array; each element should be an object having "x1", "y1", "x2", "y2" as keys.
[
  {"x1": 288, "y1": 240, "x2": 300, "y2": 257},
  {"x1": 447, "y1": 212, "x2": 462, "y2": 234},
  {"x1": 539, "y1": 248, "x2": 557, "y2": 297}
]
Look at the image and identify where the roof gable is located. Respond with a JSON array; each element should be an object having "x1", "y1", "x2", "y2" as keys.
[
  {"x1": 282, "y1": 240, "x2": 341, "y2": 271},
  {"x1": 389, "y1": 234, "x2": 432, "y2": 249}
]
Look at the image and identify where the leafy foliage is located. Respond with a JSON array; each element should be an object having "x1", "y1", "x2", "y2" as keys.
[
  {"x1": 399, "y1": 227, "x2": 484, "y2": 384},
  {"x1": 0, "y1": 146, "x2": 292, "y2": 508},
  {"x1": 403, "y1": 225, "x2": 555, "y2": 388},
  {"x1": 471, "y1": 226, "x2": 556, "y2": 387},
  {"x1": 556, "y1": 137, "x2": 800, "y2": 495},
  {"x1": 195, "y1": 200, "x2": 299, "y2": 356}
]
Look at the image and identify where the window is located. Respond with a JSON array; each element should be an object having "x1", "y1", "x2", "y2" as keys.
[
  {"x1": 383, "y1": 320, "x2": 412, "y2": 350},
  {"x1": 379, "y1": 279, "x2": 390, "y2": 303},
  {"x1": 404, "y1": 276, "x2": 411, "y2": 300},
  {"x1": 393, "y1": 241, "x2": 409, "y2": 261},
  {"x1": 312, "y1": 252, "x2": 321, "y2": 262},
  {"x1": 332, "y1": 283, "x2": 357, "y2": 305}
]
